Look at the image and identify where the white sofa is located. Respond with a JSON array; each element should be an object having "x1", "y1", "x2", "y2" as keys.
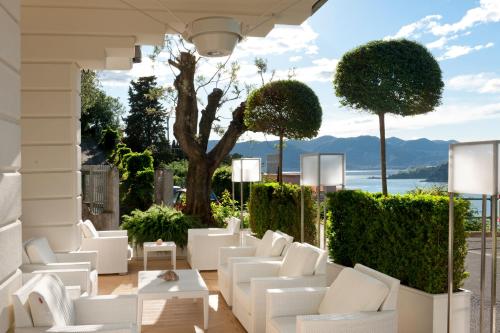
[
  {"x1": 13, "y1": 273, "x2": 137, "y2": 333},
  {"x1": 232, "y1": 242, "x2": 327, "y2": 333},
  {"x1": 20, "y1": 238, "x2": 98, "y2": 296},
  {"x1": 79, "y1": 220, "x2": 132, "y2": 274},
  {"x1": 187, "y1": 217, "x2": 240, "y2": 270},
  {"x1": 218, "y1": 230, "x2": 293, "y2": 306},
  {"x1": 266, "y1": 264, "x2": 400, "y2": 333}
]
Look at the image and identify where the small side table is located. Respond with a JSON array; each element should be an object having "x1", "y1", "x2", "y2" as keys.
[{"x1": 143, "y1": 241, "x2": 176, "y2": 270}]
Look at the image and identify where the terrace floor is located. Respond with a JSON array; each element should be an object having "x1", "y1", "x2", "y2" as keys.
[{"x1": 99, "y1": 257, "x2": 246, "y2": 333}]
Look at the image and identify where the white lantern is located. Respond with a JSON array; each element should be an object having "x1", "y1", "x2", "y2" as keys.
[
  {"x1": 232, "y1": 158, "x2": 261, "y2": 183},
  {"x1": 300, "y1": 153, "x2": 345, "y2": 187}
]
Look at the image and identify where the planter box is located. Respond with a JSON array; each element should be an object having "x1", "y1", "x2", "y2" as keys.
[{"x1": 398, "y1": 285, "x2": 471, "y2": 333}]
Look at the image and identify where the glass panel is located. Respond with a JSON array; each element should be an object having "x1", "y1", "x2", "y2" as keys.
[
  {"x1": 241, "y1": 158, "x2": 261, "y2": 182},
  {"x1": 301, "y1": 155, "x2": 319, "y2": 186},
  {"x1": 449, "y1": 143, "x2": 495, "y2": 195},
  {"x1": 232, "y1": 159, "x2": 242, "y2": 182},
  {"x1": 320, "y1": 154, "x2": 345, "y2": 186}
]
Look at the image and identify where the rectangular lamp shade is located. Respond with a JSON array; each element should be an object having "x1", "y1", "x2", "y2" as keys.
[
  {"x1": 300, "y1": 153, "x2": 345, "y2": 187},
  {"x1": 448, "y1": 141, "x2": 500, "y2": 195},
  {"x1": 231, "y1": 158, "x2": 261, "y2": 182}
]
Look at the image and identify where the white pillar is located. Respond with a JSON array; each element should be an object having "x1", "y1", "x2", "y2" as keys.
[
  {"x1": 0, "y1": 1, "x2": 23, "y2": 332},
  {"x1": 21, "y1": 62, "x2": 82, "y2": 252}
]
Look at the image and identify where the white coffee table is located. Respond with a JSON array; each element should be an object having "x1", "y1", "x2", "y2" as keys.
[
  {"x1": 143, "y1": 241, "x2": 176, "y2": 270},
  {"x1": 137, "y1": 269, "x2": 209, "y2": 331}
]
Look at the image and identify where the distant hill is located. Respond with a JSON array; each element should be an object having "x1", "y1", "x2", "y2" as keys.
[
  {"x1": 389, "y1": 162, "x2": 448, "y2": 182},
  {"x1": 209, "y1": 135, "x2": 455, "y2": 171}
]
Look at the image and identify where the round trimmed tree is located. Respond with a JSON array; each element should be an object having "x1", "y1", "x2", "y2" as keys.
[
  {"x1": 245, "y1": 80, "x2": 322, "y2": 184},
  {"x1": 334, "y1": 39, "x2": 443, "y2": 195}
]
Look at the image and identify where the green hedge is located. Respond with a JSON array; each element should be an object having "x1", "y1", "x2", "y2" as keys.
[
  {"x1": 327, "y1": 190, "x2": 469, "y2": 294},
  {"x1": 121, "y1": 205, "x2": 201, "y2": 248},
  {"x1": 120, "y1": 150, "x2": 154, "y2": 216},
  {"x1": 248, "y1": 182, "x2": 316, "y2": 244}
]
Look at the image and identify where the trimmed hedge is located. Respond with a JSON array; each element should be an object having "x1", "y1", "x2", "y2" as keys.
[
  {"x1": 327, "y1": 190, "x2": 469, "y2": 294},
  {"x1": 120, "y1": 150, "x2": 154, "y2": 216},
  {"x1": 248, "y1": 182, "x2": 316, "y2": 244},
  {"x1": 121, "y1": 205, "x2": 201, "y2": 248}
]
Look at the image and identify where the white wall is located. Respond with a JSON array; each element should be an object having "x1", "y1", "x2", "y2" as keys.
[
  {"x1": 0, "y1": 0, "x2": 23, "y2": 332},
  {"x1": 21, "y1": 62, "x2": 83, "y2": 252}
]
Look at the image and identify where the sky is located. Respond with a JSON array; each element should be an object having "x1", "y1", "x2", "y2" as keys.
[{"x1": 100, "y1": 0, "x2": 500, "y2": 143}]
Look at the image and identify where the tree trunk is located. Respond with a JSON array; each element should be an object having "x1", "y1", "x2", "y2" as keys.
[
  {"x1": 378, "y1": 113, "x2": 388, "y2": 196},
  {"x1": 278, "y1": 134, "x2": 284, "y2": 184},
  {"x1": 185, "y1": 158, "x2": 213, "y2": 223}
]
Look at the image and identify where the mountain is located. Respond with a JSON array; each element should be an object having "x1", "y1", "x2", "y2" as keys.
[{"x1": 208, "y1": 135, "x2": 456, "y2": 171}]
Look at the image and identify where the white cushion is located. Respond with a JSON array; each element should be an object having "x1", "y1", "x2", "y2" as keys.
[
  {"x1": 255, "y1": 230, "x2": 274, "y2": 257},
  {"x1": 269, "y1": 234, "x2": 287, "y2": 256},
  {"x1": 302, "y1": 242, "x2": 327, "y2": 275},
  {"x1": 28, "y1": 274, "x2": 75, "y2": 327},
  {"x1": 226, "y1": 217, "x2": 240, "y2": 234},
  {"x1": 82, "y1": 220, "x2": 99, "y2": 239},
  {"x1": 279, "y1": 242, "x2": 319, "y2": 277},
  {"x1": 269, "y1": 316, "x2": 296, "y2": 333},
  {"x1": 25, "y1": 238, "x2": 57, "y2": 264},
  {"x1": 22, "y1": 239, "x2": 33, "y2": 264},
  {"x1": 318, "y1": 267, "x2": 390, "y2": 315}
]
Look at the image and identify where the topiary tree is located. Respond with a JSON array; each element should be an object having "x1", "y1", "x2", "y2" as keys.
[
  {"x1": 334, "y1": 39, "x2": 443, "y2": 195},
  {"x1": 245, "y1": 80, "x2": 322, "y2": 184}
]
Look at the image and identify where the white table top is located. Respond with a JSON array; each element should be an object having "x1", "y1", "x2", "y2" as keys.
[
  {"x1": 143, "y1": 241, "x2": 176, "y2": 249},
  {"x1": 138, "y1": 270, "x2": 208, "y2": 295}
]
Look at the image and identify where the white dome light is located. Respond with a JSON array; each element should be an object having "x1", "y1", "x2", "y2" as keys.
[{"x1": 184, "y1": 17, "x2": 242, "y2": 57}]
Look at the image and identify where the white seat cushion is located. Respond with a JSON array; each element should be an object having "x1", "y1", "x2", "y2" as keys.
[
  {"x1": 25, "y1": 238, "x2": 57, "y2": 264},
  {"x1": 82, "y1": 220, "x2": 99, "y2": 239},
  {"x1": 318, "y1": 267, "x2": 390, "y2": 315},
  {"x1": 268, "y1": 316, "x2": 296, "y2": 333},
  {"x1": 28, "y1": 274, "x2": 75, "y2": 327},
  {"x1": 279, "y1": 242, "x2": 319, "y2": 277},
  {"x1": 234, "y1": 282, "x2": 252, "y2": 313},
  {"x1": 226, "y1": 217, "x2": 241, "y2": 234},
  {"x1": 255, "y1": 230, "x2": 287, "y2": 257}
]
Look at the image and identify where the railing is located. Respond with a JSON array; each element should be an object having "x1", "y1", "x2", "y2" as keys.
[{"x1": 82, "y1": 165, "x2": 110, "y2": 215}]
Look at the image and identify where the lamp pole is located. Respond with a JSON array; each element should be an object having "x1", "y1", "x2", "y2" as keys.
[{"x1": 447, "y1": 192, "x2": 454, "y2": 333}]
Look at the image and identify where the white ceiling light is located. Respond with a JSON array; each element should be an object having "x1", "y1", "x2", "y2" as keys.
[{"x1": 183, "y1": 17, "x2": 243, "y2": 57}]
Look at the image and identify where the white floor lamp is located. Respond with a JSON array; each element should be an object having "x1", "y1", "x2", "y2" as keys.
[
  {"x1": 231, "y1": 158, "x2": 262, "y2": 229},
  {"x1": 448, "y1": 141, "x2": 499, "y2": 333},
  {"x1": 300, "y1": 153, "x2": 346, "y2": 247}
]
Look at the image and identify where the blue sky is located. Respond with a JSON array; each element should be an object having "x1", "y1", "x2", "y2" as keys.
[{"x1": 101, "y1": 0, "x2": 500, "y2": 142}]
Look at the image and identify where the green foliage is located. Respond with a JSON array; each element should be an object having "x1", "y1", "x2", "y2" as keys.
[
  {"x1": 121, "y1": 205, "x2": 201, "y2": 248},
  {"x1": 81, "y1": 70, "x2": 124, "y2": 138},
  {"x1": 166, "y1": 160, "x2": 189, "y2": 187},
  {"x1": 211, "y1": 190, "x2": 241, "y2": 227},
  {"x1": 334, "y1": 39, "x2": 444, "y2": 117},
  {"x1": 327, "y1": 190, "x2": 469, "y2": 294},
  {"x1": 245, "y1": 80, "x2": 322, "y2": 140},
  {"x1": 99, "y1": 127, "x2": 121, "y2": 159},
  {"x1": 124, "y1": 76, "x2": 172, "y2": 167},
  {"x1": 390, "y1": 163, "x2": 448, "y2": 182},
  {"x1": 248, "y1": 182, "x2": 316, "y2": 244},
  {"x1": 211, "y1": 166, "x2": 232, "y2": 197},
  {"x1": 120, "y1": 150, "x2": 155, "y2": 216},
  {"x1": 113, "y1": 144, "x2": 132, "y2": 172},
  {"x1": 407, "y1": 184, "x2": 448, "y2": 196}
]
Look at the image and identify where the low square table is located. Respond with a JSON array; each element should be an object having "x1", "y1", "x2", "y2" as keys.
[
  {"x1": 143, "y1": 241, "x2": 176, "y2": 270},
  {"x1": 137, "y1": 269, "x2": 209, "y2": 331}
]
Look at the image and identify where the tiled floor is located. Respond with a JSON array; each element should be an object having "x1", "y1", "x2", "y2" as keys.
[{"x1": 99, "y1": 257, "x2": 246, "y2": 333}]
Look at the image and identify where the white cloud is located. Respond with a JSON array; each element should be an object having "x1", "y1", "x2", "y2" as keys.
[
  {"x1": 447, "y1": 72, "x2": 500, "y2": 93},
  {"x1": 437, "y1": 42, "x2": 494, "y2": 60},
  {"x1": 387, "y1": 15, "x2": 443, "y2": 39},
  {"x1": 289, "y1": 55, "x2": 303, "y2": 62},
  {"x1": 275, "y1": 58, "x2": 338, "y2": 83}
]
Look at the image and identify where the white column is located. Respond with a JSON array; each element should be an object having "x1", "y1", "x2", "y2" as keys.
[
  {"x1": 0, "y1": 1, "x2": 23, "y2": 332},
  {"x1": 21, "y1": 62, "x2": 82, "y2": 252}
]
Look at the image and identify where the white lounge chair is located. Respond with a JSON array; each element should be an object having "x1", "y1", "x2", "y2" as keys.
[
  {"x1": 12, "y1": 273, "x2": 137, "y2": 333},
  {"x1": 20, "y1": 237, "x2": 98, "y2": 296},
  {"x1": 218, "y1": 230, "x2": 293, "y2": 306},
  {"x1": 187, "y1": 217, "x2": 240, "y2": 270},
  {"x1": 79, "y1": 219, "x2": 132, "y2": 274},
  {"x1": 265, "y1": 264, "x2": 400, "y2": 333},
  {"x1": 232, "y1": 242, "x2": 327, "y2": 333}
]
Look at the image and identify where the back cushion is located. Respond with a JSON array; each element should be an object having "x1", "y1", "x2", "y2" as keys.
[
  {"x1": 279, "y1": 242, "x2": 319, "y2": 277},
  {"x1": 25, "y1": 238, "x2": 57, "y2": 264},
  {"x1": 255, "y1": 230, "x2": 274, "y2": 256},
  {"x1": 226, "y1": 217, "x2": 240, "y2": 234},
  {"x1": 22, "y1": 239, "x2": 33, "y2": 264},
  {"x1": 28, "y1": 274, "x2": 75, "y2": 327},
  {"x1": 318, "y1": 267, "x2": 390, "y2": 315},
  {"x1": 301, "y1": 243, "x2": 327, "y2": 275},
  {"x1": 82, "y1": 220, "x2": 99, "y2": 238}
]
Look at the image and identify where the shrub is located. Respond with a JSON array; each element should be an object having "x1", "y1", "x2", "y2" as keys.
[
  {"x1": 99, "y1": 127, "x2": 121, "y2": 159},
  {"x1": 121, "y1": 205, "x2": 201, "y2": 248},
  {"x1": 327, "y1": 190, "x2": 469, "y2": 294},
  {"x1": 167, "y1": 160, "x2": 188, "y2": 187},
  {"x1": 120, "y1": 150, "x2": 155, "y2": 215},
  {"x1": 211, "y1": 190, "x2": 242, "y2": 227},
  {"x1": 248, "y1": 182, "x2": 316, "y2": 244},
  {"x1": 211, "y1": 166, "x2": 250, "y2": 202}
]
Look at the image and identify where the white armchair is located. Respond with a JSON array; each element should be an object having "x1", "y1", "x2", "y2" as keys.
[
  {"x1": 20, "y1": 238, "x2": 98, "y2": 296},
  {"x1": 79, "y1": 220, "x2": 132, "y2": 274},
  {"x1": 13, "y1": 274, "x2": 137, "y2": 333},
  {"x1": 265, "y1": 264, "x2": 400, "y2": 333},
  {"x1": 232, "y1": 242, "x2": 328, "y2": 333},
  {"x1": 218, "y1": 230, "x2": 293, "y2": 306},
  {"x1": 187, "y1": 217, "x2": 240, "y2": 270}
]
